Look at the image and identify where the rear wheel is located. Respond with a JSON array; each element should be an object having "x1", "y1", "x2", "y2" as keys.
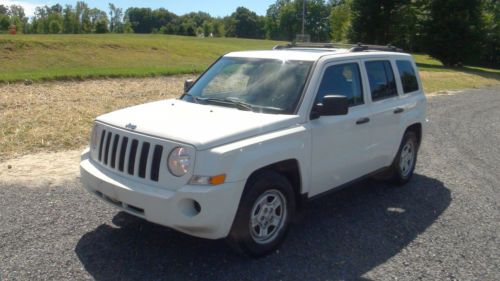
[
  {"x1": 389, "y1": 131, "x2": 419, "y2": 185},
  {"x1": 227, "y1": 171, "x2": 295, "y2": 258}
]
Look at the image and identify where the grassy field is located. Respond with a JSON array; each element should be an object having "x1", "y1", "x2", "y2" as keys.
[
  {"x1": 0, "y1": 34, "x2": 499, "y2": 160},
  {"x1": 1, "y1": 34, "x2": 499, "y2": 92},
  {"x1": 0, "y1": 34, "x2": 282, "y2": 81}
]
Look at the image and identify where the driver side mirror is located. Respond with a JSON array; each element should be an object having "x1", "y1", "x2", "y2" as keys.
[
  {"x1": 184, "y1": 79, "x2": 195, "y2": 93},
  {"x1": 311, "y1": 95, "x2": 349, "y2": 119}
]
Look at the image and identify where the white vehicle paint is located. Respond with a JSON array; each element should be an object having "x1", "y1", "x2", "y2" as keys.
[{"x1": 80, "y1": 44, "x2": 426, "y2": 256}]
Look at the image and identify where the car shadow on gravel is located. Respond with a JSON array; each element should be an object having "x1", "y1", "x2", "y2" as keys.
[{"x1": 75, "y1": 174, "x2": 450, "y2": 281}]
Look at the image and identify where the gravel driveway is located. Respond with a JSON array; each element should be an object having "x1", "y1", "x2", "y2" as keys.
[{"x1": 1, "y1": 87, "x2": 499, "y2": 280}]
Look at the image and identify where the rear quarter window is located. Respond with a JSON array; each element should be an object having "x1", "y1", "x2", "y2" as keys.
[{"x1": 396, "y1": 60, "x2": 419, "y2": 93}]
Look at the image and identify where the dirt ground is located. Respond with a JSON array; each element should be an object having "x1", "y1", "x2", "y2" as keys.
[{"x1": 0, "y1": 75, "x2": 195, "y2": 187}]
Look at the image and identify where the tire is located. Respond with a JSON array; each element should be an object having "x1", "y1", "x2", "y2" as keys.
[
  {"x1": 389, "y1": 131, "x2": 419, "y2": 185},
  {"x1": 227, "y1": 171, "x2": 295, "y2": 258}
]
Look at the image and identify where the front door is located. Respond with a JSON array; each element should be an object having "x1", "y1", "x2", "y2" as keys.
[{"x1": 309, "y1": 61, "x2": 375, "y2": 197}]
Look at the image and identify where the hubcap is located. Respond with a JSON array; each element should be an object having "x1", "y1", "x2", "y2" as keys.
[
  {"x1": 249, "y1": 189, "x2": 287, "y2": 244},
  {"x1": 399, "y1": 140, "x2": 415, "y2": 178}
]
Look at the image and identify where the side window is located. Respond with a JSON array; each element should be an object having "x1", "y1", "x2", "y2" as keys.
[
  {"x1": 315, "y1": 63, "x2": 364, "y2": 106},
  {"x1": 365, "y1": 61, "x2": 397, "y2": 101},
  {"x1": 396, "y1": 60, "x2": 419, "y2": 93}
]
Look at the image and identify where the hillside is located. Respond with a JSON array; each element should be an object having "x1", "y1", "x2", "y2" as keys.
[{"x1": 0, "y1": 34, "x2": 498, "y2": 93}]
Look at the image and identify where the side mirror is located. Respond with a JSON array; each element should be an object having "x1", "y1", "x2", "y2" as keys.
[
  {"x1": 311, "y1": 95, "x2": 349, "y2": 119},
  {"x1": 184, "y1": 79, "x2": 195, "y2": 93}
]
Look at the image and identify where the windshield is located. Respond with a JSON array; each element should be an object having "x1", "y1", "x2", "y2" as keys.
[{"x1": 183, "y1": 57, "x2": 313, "y2": 114}]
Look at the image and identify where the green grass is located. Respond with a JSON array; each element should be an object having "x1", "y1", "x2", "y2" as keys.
[
  {"x1": 0, "y1": 34, "x2": 283, "y2": 82},
  {"x1": 0, "y1": 34, "x2": 498, "y2": 92}
]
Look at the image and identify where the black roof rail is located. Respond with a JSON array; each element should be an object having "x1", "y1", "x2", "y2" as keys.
[
  {"x1": 273, "y1": 42, "x2": 342, "y2": 50},
  {"x1": 349, "y1": 42, "x2": 404, "y2": 53},
  {"x1": 273, "y1": 42, "x2": 405, "y2": 53}
]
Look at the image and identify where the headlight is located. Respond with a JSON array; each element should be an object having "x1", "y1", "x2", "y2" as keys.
[{"x1": 167, "y1": 147, "x2": 191, "y2": 177}]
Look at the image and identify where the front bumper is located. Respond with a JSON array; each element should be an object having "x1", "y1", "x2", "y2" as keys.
[{"x1": 80, "y1": 150, "x2": 245, "y2": 239}]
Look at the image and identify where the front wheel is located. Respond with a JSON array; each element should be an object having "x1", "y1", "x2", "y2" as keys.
[{"x1": 227, "y1": 171, "x2": 295, "y2": 258}]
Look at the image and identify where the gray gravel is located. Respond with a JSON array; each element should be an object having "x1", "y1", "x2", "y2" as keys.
[{"x1": 1, "y1": 87, "x2": 499, "y2": 281}]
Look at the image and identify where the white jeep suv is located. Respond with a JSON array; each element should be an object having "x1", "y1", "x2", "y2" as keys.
[{"x1": 80, "y1": 43, "x2": 426, "y2": 257}]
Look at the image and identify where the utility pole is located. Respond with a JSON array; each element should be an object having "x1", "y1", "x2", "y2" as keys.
[{"x1": 301, "y1": 0, "x2": 305, "y2": 35}]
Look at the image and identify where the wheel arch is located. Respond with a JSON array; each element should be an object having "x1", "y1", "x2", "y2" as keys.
[
  {"x1": 405, "y1": 122, "x2": 422, "y2": 147},
  {"x1": 246, "y1": 159, "x2": 306, "y2": 212}
]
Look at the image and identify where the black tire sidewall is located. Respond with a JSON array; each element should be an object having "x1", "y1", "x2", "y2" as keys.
[
  {"x1": 227, "y1": 171, "x2": 295, "y2": 258},
  {"x1": 393, "y1": 131, "x2": 418, "y2": 184}
]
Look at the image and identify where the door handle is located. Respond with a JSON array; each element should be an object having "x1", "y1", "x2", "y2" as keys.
[
  {"x1": 356, "y1": 117, "x2": 370, "y2": 125},
  {"x1": 394, "y1": 107, "x2": 405, "y2": 114}
]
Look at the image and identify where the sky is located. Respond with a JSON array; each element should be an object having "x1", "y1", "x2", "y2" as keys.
[{"x1": 0, "y1": 0, "x2": 277, "y2": 18}]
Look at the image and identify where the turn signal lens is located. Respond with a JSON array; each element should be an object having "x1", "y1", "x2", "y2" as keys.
[
  {"x1": 209, "y1": 174, "x2": 226, "y2": 185},
  {"x1": 189, "y1": 174, "x2": 226, "y2": 186}
]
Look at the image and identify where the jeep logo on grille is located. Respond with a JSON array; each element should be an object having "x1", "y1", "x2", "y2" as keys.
[{"x1": 125, "y1": 123, "x2": 137, "y2": 130}]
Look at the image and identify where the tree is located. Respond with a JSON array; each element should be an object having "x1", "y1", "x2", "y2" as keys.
[
  {"x1": 49, "y1": 20, "x2": 62, "y2": 33},
  {"x1": 424, "y1": 0, "x2": 484, "y2": 66},
  {"x1": 63, "y1": 5, "x2": 77, "y2": 33},
  {"x1": 126, "y1": 7, "x2": 153, "y2": 33},
  {"x1": 95, "y1": 19, "x2": 109, "y2": 33},
  {"x1": 480, "y1": 0, "x2": 499, "y2": 65},
  {"x1": 211, "y1": 19, "x2": 224, "y2": 37},
  {"x1": 203, "y1": 21, "x2": 212, "y2": 37},
  {"x1": 330, "y1": 0, "x2": 351, "y2": 42},
  {"x1": 0, "y1": 15, "x2": 9, "y2": 31},
  {"x1": 0, "y1": 5, "x2": 8, "y2": 15},
  {"x1": 301, "y1": 0, "x2": 331, "y2": 42},
  {"x1": 226, "y1": 7, "x2": 264, "y2": 39}
]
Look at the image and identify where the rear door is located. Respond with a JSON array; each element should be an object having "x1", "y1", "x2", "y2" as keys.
[{"x1": 363, "y1": 59, "x2": 406, "y2": 167}]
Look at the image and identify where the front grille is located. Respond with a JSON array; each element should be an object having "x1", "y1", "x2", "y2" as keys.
[{"x1": 96, "y1": 129, "x2": 164, "y2": 182}]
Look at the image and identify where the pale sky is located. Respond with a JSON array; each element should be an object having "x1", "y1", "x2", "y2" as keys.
[{"x1": 0, "y1": 0, "x2": 277, "y2": 18}]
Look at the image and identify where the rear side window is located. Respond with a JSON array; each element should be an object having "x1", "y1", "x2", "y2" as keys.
[
  {"x1": 315, "y1": 63, "x2": 364, "y2": 106},
  {"x1": 365, "y1": 61, "x2": 397, "y2": 101},
  {"x1": 396, "y1": 60, "x2": 419, "y2": 93}
]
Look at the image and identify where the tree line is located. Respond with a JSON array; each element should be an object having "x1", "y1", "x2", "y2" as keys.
[{"x1": 0, "y1": 0, "x2": 498, "y2": 66}]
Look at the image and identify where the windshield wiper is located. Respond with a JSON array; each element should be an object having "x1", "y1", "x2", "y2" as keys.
[
  {"x1": 183, "y1": 93, "x2": 200, "y2": 104},
  {"x1": 196, "y1": 97, "x2": 254, "y2": 111}
]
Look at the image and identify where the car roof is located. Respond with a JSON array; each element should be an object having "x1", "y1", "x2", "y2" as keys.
[{"x1": 225, "y1": 48, "x2": 413, "y2": 62}]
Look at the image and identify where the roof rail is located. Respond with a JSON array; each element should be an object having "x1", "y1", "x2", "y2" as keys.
[
  {"x1": 349, "y1": 43, "x2": 404, "y2": 53},
  {"x1": 273, "y1": 42, "x2": 405, "y2": 53}
]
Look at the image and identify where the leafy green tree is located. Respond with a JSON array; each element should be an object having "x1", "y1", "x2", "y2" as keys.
[
  {"x1": 424, "y1": 0, "x2": 484, "y2": 66},
  {"x1": 49, "y1": 20, "x2": 62, "y2": 33},
  {"x1": 125, "y1": 7, "x2": 153, "y2": 33},
  {"x1": 95, "y1": 19, "x2": 109, "y2": 33},
  {"x1": 63, "y1": 5, "x2": 77, "y2": 33},
  {"x1": 480, "y1": 0, "x2": 499, "y2": 65},
  {"x1": 152, "y1": 8, "x2": 176, "y2": 31},
  {"x1": 211, "y1": 19, "x2": 224, "y2": 37},
  {"x1": 330, "y1": 0, "x2": 351, "y2": 42},
  {"x1": 301, "y1": 0, "x2": 331, "y2": 42},
  {"x1": 225, "y1": 7, "x2": 264, "y2": 39},
  {"x1": 203, "y1": 21, "x2": 212, "y2": 37},
  {"x1": 0, "y1": 15, "x2": 9, "y2": 32},
  {"x1": 0, "y1": 5, "x2": 8, "y2": 15}
]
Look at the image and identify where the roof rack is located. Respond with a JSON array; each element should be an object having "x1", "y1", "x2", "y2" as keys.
[{"x1": 273, "y1": 42, "x2": 405, "y2": 53}]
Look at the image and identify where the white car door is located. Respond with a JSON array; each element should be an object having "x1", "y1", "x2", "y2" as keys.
[
  {"x1": 363, "y1": 59, "x2": 406, "y2": 168},
  {"x1": 308, "y1": 60, "x2": 376, "y2": 197}
]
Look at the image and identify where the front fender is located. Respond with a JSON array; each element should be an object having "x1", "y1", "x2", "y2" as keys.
[{"x1": 194, "y1": 125, "x2": 311, "y2": 193}]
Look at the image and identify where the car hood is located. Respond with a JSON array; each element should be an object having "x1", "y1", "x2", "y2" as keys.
[{"x1": 96, "y1": 99, "x2": 301, "y2": 150}]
